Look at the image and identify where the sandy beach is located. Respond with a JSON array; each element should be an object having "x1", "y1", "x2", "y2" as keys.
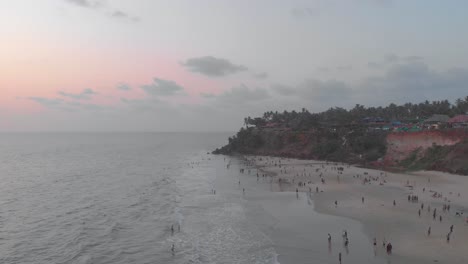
[{"x1": 245, "y1": 155, "x2": 468, "y2": 264}]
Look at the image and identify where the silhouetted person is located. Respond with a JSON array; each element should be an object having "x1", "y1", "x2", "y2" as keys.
[
  {"x1": 393, "y1": 200, "x2": 396, "y2": 206},
  {"x1": 386, "y1": 243, "x2": 392, "y2": 254},
  {"x1": 339, "y1": 252, "x2": 342, "y2": 264},
  {"x1": 171, "y1": 244, "x2": 175, "y2": 255},
  {"x1": 328, "y1": 233, "x2": 331, "y2": 243},
  {"x1": 427, "y1": 226, "x2": 431, "y2": 236},
  {"x1": 362, "y1": 197, "x2": 364, "y2": 203},
  {"x1": 418, "y1": 209, "x2": 421, "y2": 217},
  {"x1": 450, "y1": 225, "x2": 454, "y2": 233}
]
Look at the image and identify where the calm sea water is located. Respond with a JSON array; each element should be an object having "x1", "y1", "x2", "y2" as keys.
[
  {"x1": 0, "y1": 133, "x2": 279, "y2": 264},
  {"x1": 0, "y1": 133, "x2": 384, "y2": 264}
]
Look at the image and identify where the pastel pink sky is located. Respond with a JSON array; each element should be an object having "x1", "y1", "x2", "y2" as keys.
[
  {"x1": 1, "y1": 32, "x2": 226, "y2": 112},
  {"x1": 1, "y1": 0, "x2": 467, "y2": 131}
]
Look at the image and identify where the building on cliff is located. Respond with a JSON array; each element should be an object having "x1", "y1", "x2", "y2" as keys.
[
  {"x1": 424, "y1": 114, "x2": 450, "y2": 129},
  {"x1": 448, "y1": 114, "x2": 468, "y2": 127}
]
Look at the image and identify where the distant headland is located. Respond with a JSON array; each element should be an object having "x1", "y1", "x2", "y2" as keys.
[{"x1": 214, "y1": 97, "x2": 468, "y2": 175}]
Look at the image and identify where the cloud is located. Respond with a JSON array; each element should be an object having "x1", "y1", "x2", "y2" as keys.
[
  {"x1": 384, "y1": 53, "x2": 399, "y2": 63},
  {"x1": 64, "y1": 0, "x2": 139, "y2": 22},
  {"x1": 141, "y1": 78, "x2": 185, "y2": 97},
  {"x1": 182, "y1": 56, "x2": 248, "y2": 77},
  {"x1": 317, "y1": 67, "x2": 330, "y2": 72},
  {"x1": 110, "y1": 10, "x2": 140, "y2": 22},
  {"x1": 117, "y1": 83, "x2": 131, "y2": 91},
  {"x1": 28, "y1": 97, "x2": 63, "y2": 108},
  {"x1": 58, "y1": 88, "x2": 97, "y2": 100},
  {"x1": 360, "y1": 61, "x2": 468, "y2": 103},
  {"x1": 28, "y1": 96, "x2": 107, "y2": 112},
  {"x1": 217, "y1": 84, "x2": 270, "y2": 104},
  {"x1": 66, "y1": 101, "x2": 106, "y2": 111},
  {"x1": 367, "y1": 61, "x2": 382, "y2": 69},
  {"x1": 403, "y1": 55, "x2": 424, "y2": 62},
  {"x1": 271, "y1": 84, "x2": 296, "y2": 96},
  {"x1": 64, "y1": 0, "x2": 100, "y2": 8},
  {"x1": 368, "y1": 53, "x2": 420, "y2": 69},
  {"x1": 337, "y1": 65, "x2": 353, "y2": 71},
  {"x1": 291, "y1": 7, "x2": 317, "y2": 18},
  {"x1": 253, "y1": 72, "x2": 268, "y2": 79},
  {"x1": 200, "y1": 92, "x2": 216, "y2": 99},
  {"x1": 271, "y1": 79, "x2": 353, "y2": 106},
  {"x1": 299, "y1": 79, "x2": 353, "y2": 102}
]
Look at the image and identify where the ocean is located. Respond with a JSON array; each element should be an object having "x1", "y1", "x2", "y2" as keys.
[{"x1": 0, "y1": 133, "x2": 383, "y2": 264}]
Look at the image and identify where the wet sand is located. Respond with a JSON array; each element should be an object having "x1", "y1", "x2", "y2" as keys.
[{"x1": 246, "y1": 156, "x2": 468, "y2": 264}]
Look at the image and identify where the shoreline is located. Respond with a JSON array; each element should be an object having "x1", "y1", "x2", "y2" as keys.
[
  {"x1": 228, "y1": 151, "x2": 468, "y2": 177},
  {"x1": 242, "y1": 155, "x2": 468, "y2": 264}
]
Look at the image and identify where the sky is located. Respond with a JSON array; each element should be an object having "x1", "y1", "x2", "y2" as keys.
[{"x1": 1, "y1": 0, "x2": 468, "y2": 132}]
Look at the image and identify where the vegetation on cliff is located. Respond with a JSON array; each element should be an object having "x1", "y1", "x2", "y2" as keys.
[
  {"x1": 399, "y1": 140, "x2": 468, "y2": 175},
  {"x1": 213, "y1": 96, "x2": 468, "y2": 174}
]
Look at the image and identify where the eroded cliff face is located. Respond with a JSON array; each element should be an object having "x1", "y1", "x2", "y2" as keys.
[
  {"x1": 384, "y1": 130, "x2": 466, "y2": 164},
  {"x1": 383, "y1": 130, "x2": 468, "y2": 174},
  {"x1": 214, "y1": 127, "x2": 468, "y2": 175}
]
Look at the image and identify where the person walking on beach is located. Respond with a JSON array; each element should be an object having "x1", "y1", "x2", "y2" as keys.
[
  {"x1": 418, "y1": 209, "x2": 421, "y2": 217},
  {"x1": 393, "y1": 200, "x2": 396, "y2": 206},
  {"x1": 335, "y1": 200, "x2": 338, "y2": 207},
  {"x1": 427, "y1": 226, "x2": 431, "y2": 236},
  {"x1": 386, "y1": 243, "x2": 392, "y2": 254},
  {"x1": 171, "y1": 244, "x2": 175, "y2": 255},
  {"x1": 328, "y1": 233, "x2": 331, "y2": 243},
  {"x1": 362, "y1": 197, "x2": 364, "y2": 203},
  {"x1": 339, "y1": 252, "x2": 342, "y2": 264},
  {"x1": 446, "y1": 232, "x2": 451, "y2": 243},
  {"x1": 450, "y1": 225, "x2": 454, "y2": 233}
]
